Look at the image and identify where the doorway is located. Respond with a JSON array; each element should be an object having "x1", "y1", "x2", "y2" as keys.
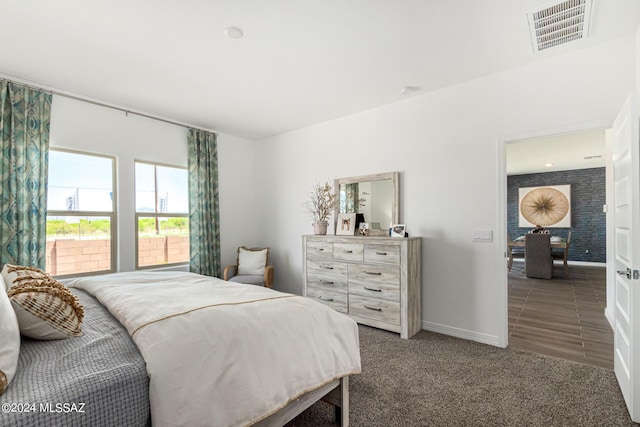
[{"x1": 503, "y1": 129, "x2": 613, "y2": 369}]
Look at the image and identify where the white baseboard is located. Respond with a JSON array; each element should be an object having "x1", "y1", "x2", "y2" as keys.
[
  {"x1": 422, "y1": 321, "x2": 504, "y2": 348},
  {"x1": 564, "y1": 260, "x2": 606, "y2": 267},
  {"x1": 511, "y1": 259, "x2": 606, "y2": 268},
  {"x1": 605, "y1": 307, "x2": 614, "y2": 329}
]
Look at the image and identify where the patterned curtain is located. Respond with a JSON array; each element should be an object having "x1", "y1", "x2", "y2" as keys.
[
  {"x1": 344, "y1": 183, "x2": 359, "y2": 213},
  {"x1": 0, "y1": 80, "x2": 52, "y2": 269},
  {"x1": 187, "y1": 129, "x2": 220, "y2": 277}
]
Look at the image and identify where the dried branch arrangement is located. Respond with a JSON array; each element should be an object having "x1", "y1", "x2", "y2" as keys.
[{"x1": 304, "y1": 180, "x2": 338, "y2": 223}]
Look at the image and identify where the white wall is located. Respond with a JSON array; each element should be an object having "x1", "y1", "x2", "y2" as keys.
[
  {"x1": 49, "y1": 96, "x2": 258, "y2": 273},
  {"x1": 255, "y1": 36, "x2": 638, "y2": 346},
  {"x1": 637, "y1": 25, "x2": 640, "y2": 96}
]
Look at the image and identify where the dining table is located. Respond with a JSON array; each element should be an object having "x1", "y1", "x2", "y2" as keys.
[{"x1": 509, "y1": 235, "x2": 567, "y2": 249}]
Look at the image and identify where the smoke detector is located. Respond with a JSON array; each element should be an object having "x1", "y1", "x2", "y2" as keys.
[{"x1": 527, "y1": 0, "x2": 593, "y2": 53}]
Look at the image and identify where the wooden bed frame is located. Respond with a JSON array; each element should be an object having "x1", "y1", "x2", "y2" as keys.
[{"x1": 255, "y1": 376, "x2": 350, "y2": 426}]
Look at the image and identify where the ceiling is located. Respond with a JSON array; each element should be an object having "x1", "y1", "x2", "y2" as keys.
[
  {"x1": 506, "y1": 129, "x2": 606, "y2": 175},
  {"x1": 1, "y1": 1, "x2": 639, "y2": 140}
]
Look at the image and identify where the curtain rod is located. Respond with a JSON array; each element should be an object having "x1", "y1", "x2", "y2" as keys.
[{"x1": 1, "y1": 77, "x2": 217, "y2": 134}]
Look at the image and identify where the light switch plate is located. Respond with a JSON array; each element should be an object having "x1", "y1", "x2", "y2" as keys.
[{"x1": 473, "y1": 229, "x2": 493, "y2": 242}]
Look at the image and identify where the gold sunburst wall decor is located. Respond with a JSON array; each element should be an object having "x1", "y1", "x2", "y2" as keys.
[{"x1": 518, "y1": 185, "x2": 571, "y2": 228}]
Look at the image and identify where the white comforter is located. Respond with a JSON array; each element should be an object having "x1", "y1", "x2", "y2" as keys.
[{"x1": 68, "y1": 271, "x2": 361, "y2": 427}]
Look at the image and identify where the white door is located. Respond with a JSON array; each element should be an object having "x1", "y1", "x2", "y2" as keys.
[{"x1": 612, "y1": 92, "x2": 640, "y2": 422}]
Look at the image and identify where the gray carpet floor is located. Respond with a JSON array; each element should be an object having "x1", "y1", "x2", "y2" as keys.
[{"x1": 288, "y1": 325, "x2": 638, "y2": 426}]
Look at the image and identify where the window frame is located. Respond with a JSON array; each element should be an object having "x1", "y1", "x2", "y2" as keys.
[
  {"x1": 134, "y1": 160, "x2": 189, "y2": 270},
  {"x1": 46, "y1": 148, "x2": 117, "y2": 278}
]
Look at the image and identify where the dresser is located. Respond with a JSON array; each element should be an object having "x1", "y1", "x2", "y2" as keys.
[{"x1": 303, "y1": 235, "x2": 422, "y2": 339}]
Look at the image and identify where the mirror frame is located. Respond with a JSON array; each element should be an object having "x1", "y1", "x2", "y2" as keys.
[{"x1": 334, "y1": 171, "x2": 399, "y2": 235}]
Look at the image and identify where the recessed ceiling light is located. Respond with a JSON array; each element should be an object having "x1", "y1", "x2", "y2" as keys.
[
  {"x1": 545, "y1": 162, "x2": 554, "y2": 167},
  {"x1": 400, "y1": 86, "x2": 421, "y2": 95},
  {"x1": 224, "y1": 26, "x2": 244, "y2": 39}
]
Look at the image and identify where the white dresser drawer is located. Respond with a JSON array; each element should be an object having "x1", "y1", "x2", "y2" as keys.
[
  {"x1": 306, "y1": 259, "x2": 348, "y2": 276},
  {"x1": 348, "y1": 264, "x2": 400, "y2": 287},
  {"x1": 306, "y1": 241, "x2": 333, "y2": 259},
  {"x1": 333, "y1": 243, "x2": 364, "y2": 262},
  {"x1": 306, "y1": 273, "x2": 347, "y2": 291},
  {"x1": 306, "y1": 287, "x2": 347, "y2": 313},
  {"x1": 348, "y1": 282, "x2": 399, "y2": 302},
  {"x1": 349, "y1": 294, "x2": 400, "y2": 325},
  {"x1": 364, "y1": 244, "x2": 400, "y2": 264}
]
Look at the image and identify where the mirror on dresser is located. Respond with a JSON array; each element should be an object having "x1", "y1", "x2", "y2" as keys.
[{"x1": 334, "y1": 172, "x2": 399, "y2": 236}]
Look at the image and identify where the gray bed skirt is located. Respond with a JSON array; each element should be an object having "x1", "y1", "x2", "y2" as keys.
[{"x1": 0, "y1": 288, "x2": 150, "y2": 427}]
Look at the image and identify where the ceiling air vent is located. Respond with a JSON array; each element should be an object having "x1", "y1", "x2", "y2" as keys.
[{"x1": 527, "y1": 0, "x2": 593, "y2": 53}]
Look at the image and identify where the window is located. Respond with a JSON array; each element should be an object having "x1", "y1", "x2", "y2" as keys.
[
  {"x1": 46, "y1": 149, "x2": 116, "y2": 277},
  {"x1": 135, "y1": 161, "x2": 189, "y2": 268}
]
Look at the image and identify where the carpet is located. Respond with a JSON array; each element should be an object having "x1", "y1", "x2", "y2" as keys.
[{"x1": 288, "y1": 325, "x2": 637, "y2": 426}]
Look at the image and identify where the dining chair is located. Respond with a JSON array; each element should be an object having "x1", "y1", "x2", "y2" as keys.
[
  {"x1": 525, "y1": 233, "x2": 553, "y2": 279},
  {"x1": 507, "y1": 237, "x2": 524, "y2": 271},
  {"x1": 551, "y1": 231, "x2": 572, "y2": 275}
]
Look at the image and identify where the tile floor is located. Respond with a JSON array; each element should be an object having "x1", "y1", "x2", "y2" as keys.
[{"x1": 508, "y1": 262, "x2": 613, "y2": 369}]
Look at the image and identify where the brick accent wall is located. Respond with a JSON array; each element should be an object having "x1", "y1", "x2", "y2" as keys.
[
  {"x1": 507, "y1": 167, "x2": 606, "y2": 263},
  {"x1": 46, "y1": 236, "x2": 189, "y2": 275}
]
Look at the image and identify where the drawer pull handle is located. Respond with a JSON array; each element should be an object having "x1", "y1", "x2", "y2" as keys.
[
  {"x1": 320, "y1": 296, "x2": 334, "y2": 302},
  {"x1": 364, "y1": 271, "x2": 382, "y2": 275},
  {"x1": 344, "y1": 250, "x2": 353, "y2": 253},
  {"x1": 320, "y1": 280, "x2": 335, "y2": 285},
  {"x1": 320, "y1": 265, "x2": 334, "y2": 270},
  {"x1": 376, "y1": 252, "x2": 388, "y2": 256},
  {"x1": 364, "y1": 305, "x2": 382, "y2": 312},
  {"x1": 364, "y1": 287, "x2": 382, "y2": 292},
  {"x1": 315, "y1": 248, "x2": 324, "y2": 252}
]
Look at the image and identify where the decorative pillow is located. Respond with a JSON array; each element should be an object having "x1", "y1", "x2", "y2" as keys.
[
  {"x1": 0, "y1": 274, "x2": 20, "y2": 395},
  {"x1": 237, "y1": 247, "x2": 269, "y2": 275},
  {"x1": 2, "y1": 264, "x2": 84, "y2": 340},
  {"x1": 1, "y1": 264, "x2": 49, "y2": 290}
]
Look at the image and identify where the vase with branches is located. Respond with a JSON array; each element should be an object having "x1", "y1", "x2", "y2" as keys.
[{"x1": 304, "y1": 180, "x2": 337, "y2": 235}]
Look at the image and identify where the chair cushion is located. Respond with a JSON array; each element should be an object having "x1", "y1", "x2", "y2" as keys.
[
  {"x1": 0, "y1": 274, "x2": 20, "y2": 395},
  {"x1": 237, "y1": 247, "x2": 268, "y2": 275},
  {"x1": 228, "y1": 274, "x2": 265, "y2": 286}
]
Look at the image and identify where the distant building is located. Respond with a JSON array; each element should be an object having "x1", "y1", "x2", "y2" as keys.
[
  {"x1": 159, "y1": 194, "x2": 168, "y2": 213},
  {"x1": 66, "y1": 195, "x2": 78, "y2": 211}
]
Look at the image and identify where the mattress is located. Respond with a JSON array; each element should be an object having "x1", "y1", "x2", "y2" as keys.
[{"x1": 0, "y1": 288, "x2": 150, "y2": 427}]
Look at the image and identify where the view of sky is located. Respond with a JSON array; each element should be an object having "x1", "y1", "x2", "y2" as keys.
[{"x1": 47, "y1": 150, "x2": 188, "y2": 213}]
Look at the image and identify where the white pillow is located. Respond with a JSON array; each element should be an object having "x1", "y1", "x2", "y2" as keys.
[
  {"x1": 0, "y1": 274, "x2": 20, "y2": 395},
  {"x1": 237, "y1": 247, "x2": 268, "y2": 275}
]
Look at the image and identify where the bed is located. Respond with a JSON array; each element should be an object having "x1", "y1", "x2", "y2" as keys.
[{"x1": 0, "y1": 270, "x2": 361, "y2": 426}]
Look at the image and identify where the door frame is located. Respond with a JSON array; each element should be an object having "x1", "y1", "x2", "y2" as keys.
[{"x1": 496, "y1": 119, "x2": 612, "y2": 347}]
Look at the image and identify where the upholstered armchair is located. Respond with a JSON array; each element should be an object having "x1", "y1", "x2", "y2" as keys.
[
  {"x1": 525, "y1": 233, "x2": 553, "y2": 279},
  {"x1": 223, "y1": 246, "x2": 274, "y2": 288}
]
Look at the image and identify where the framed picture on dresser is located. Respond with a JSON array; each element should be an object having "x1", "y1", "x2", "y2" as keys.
[
  {"x1": 336, "y1": 213, "x2": 356, "y2": 235},
  {"x1": 391, "y1": 224, "x2": 406, "y2": 237}
]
